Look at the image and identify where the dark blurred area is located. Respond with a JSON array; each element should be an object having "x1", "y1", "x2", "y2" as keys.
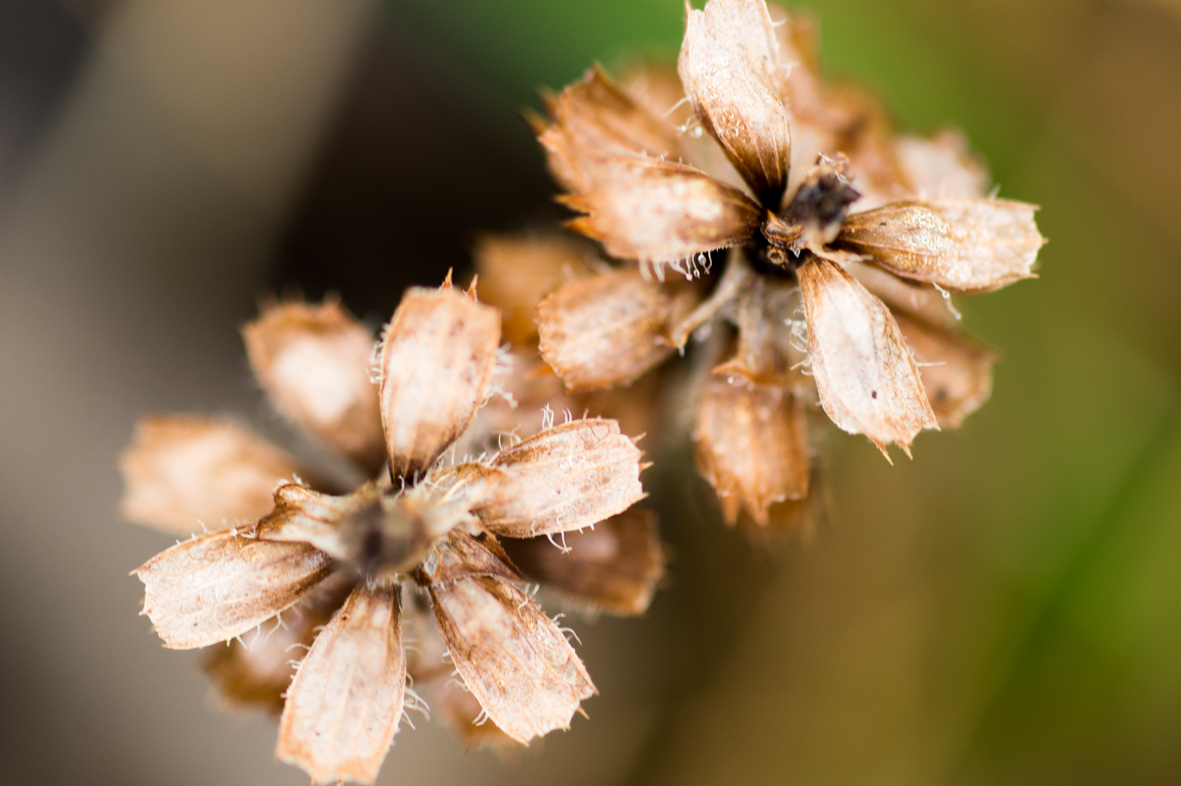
[{"x1": 1, "y1": 0, "x2": 1180, "y2": 784}]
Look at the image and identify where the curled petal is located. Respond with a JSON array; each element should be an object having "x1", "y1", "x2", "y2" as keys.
[
  {"x1": 537, "y1": 269, "x2": 696, "y2": 392},
  {"x1": 895, "y1": 130, "x2": 989, "y2": 199},
  {"x1": 136, "y1": 529, "x2": 333, "y2": 649},
  {"x1": 798, "y1": 258, "x2": 937, "y2": 456},
  {"x1": 471, "y1": 419, "x2": 646, "y2": 538},
  {"x1": 242, "y1": 300, "x2": 385, "y2": 472},
  {"x1": 428, "y1": 576, "x2": 596, "y2": 744},
  {"x1": 201, "y1": 571, "x2": 357, "y2": 714},
  {"x1": 562, "y1": 156, "x2": 762, "y2": 265},
  {"x1": 276, "y1": 583, "x2": 406, "y2": 785},
  {"x1": 119, "y1": 415, "x2": 304, "y2": 535},
  {"x1": 838, "y1": 198, "x2": 1045, "y2": 291},
  {"x1": 679, "y1": 0, "x2": 791, "y2": 207},
  {"x1": 379, "y1": 285, "x2": 501, "y2": 480},
  {"x1": 694, "y1": 376, "x2": 809, "y2": 524},
  {"x1": 474, "y1": 234, "x2": 594, "y2": 345},
  {"x1": 896, "y1": 315, "x2": 995, "y2": 429},
  {"x1": 537, "y1": 65, "x2": 685, "y2": 193},
  {"x1": 501, "y1": 509, "x2": 665, "y2": 616}
]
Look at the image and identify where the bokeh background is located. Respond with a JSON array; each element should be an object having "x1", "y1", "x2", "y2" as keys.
[{"x1": 2, "y1": 0, "x2": 1180, "y2": 783}]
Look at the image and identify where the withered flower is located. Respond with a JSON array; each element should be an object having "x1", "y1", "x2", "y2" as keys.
[
  {"x1": 530, "y1": 0, "x2": 1044, "y2": 529},
  {"x1": 122, "y1": 281, "x2": 657, "y2": 783}
]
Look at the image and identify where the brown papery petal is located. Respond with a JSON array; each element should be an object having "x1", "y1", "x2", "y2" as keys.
[
  {"x1": 426, "y1": 673, "x2": 520, "y2": 753},
  {"x1": 896, "y1": 315, "x2": 995, "y2": 429},
  {"x1": 429, "y1": 576, "x2": 595, "y2": 744},
  {"x1": 679, "y1": 0, "x2": 791, "y2": 208},
  {"x1": 243, "y1": 300, "x2": 385, "y2": 473},
  {"x1": 798, "y1": 258, "x2": 937, "y2": 456},
  {"x1": 276, "y1": 583, "x2": 405, "y2": 785},
  {"x1": 201, "y1": 571, "x2": 357, "y2": 714},
  {"x1": 136, "y1": 530, "x2": 333, "y2": 649},
  {"x1": 538, "y1": 65, "x2": 685, "y2": 193},
  {"x1": 401, "y1": 595, "x2": 521, "y2": 751},
  {"x1": 472, "y1": 419, "x2": 645, "y2": 538},
  {"x1": 734, "y1": 471, "x2": 826, "y2": 545},
  {"x1": 379, "y1": 285, "x2": 501, "y2": 480},
  {"x1": 620, "y1": 63, "x2": 750, "y2": 192},
  {"x1": 694, "y1": 375, "x2": 809, "y2": 524},
  {"x1": 119, "y1": 415, "x2": 304, "y2": 535},
  {"x1": 895, "y1": 130, "x2": 989, "y2": 199},
  {"x1": 474, "y1": 234, "x2": 594, "y2": 345},
  {"x1": 537, "y1": 268, "x2": 691, "y2": 392},
  {"x1": 838, "y1": 198, "x2": 1045, "y2": 291},
  {"x1": 562, "y1": 156, "x2": 762, "y2": 265},
  {"x1": 842, "y1": 259, "x2": 960, "y2": 332},
  {"x1": 770, "y1": 5, "x2": 822, "y2": 109},
  {"x1": 417, "y1": 529, "x2": 522, "y2": 585},
  {"x1": 501, "y1": 509, "x2": 664, "y2": 616}
]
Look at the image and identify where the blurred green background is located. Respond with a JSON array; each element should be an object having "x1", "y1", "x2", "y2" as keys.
[{"x1": 1, "y1": 0, "x2": 1179, "y2": 784}]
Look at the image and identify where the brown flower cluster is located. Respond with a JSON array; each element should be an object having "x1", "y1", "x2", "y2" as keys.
[
  {"x1": 121, "y1": 281, "x2": 663, "y2": 783},
  {"x1": 525, "y1": 0, "x2": 1045, "y2": 531}
]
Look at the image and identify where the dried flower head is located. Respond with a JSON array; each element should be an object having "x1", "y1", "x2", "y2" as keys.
[
  {"x1": 122, "y1": 280, "x2": 659, "y2": 783},
  {"x1": 529, "y1": 0, "x2": 1044, "y2": 531}
]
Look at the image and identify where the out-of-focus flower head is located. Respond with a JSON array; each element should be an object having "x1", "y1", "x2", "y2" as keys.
[
  {"x1": 121, "y1": 279, "x2": 662, "y2": 784},
  {"x1": 526, "y1": 0, "x2": 1044, "y2": 533}
]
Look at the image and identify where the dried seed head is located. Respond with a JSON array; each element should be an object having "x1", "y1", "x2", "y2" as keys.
[
  {"x1": 119, "y1": 415, "x2": 306, "y2": 535},
  {"x1": 798, "y1": 258, "x2": 938, "y2": 457},
  {"x1": 501, "y1": 509, "x2": 665, "y2": 616},
  {"x1": 537, "y1": 65, "x2": 685, "y2": 193},
  {"x1": 276, "y1": 583, "x2": 406, "y2": 785},
  {"x1": 125, "y1": 271, "x2": 655, "y2": 783},
  {"x1": 896, "y1": 315, "x2": 995, "y2": 428},
  {"x1": 679, "y1": 0, "x2": 791, "y2": 208},
  {"x1": 136, "y1": 528, "x2": 334, "y2": 649},
  {"x1": 242, "y1": 299, "x2": 385, "y2": 473},
  {"x1": 428, "y1": 576, "x2": 596, "y2": 744},
  {"x1": 694, "y1": 375, "x2": 809, "y2": 524},
  {"x1": 378, "y1": 285, "x2": 501, "y2": 480},
  {"x1": 537, "y1": 268, "x2": 696, "y2": 392},
  {"x1": 838, "y1": 197, "x2": 1045, "y2": 291},
  {"x1": 471, "y1": 418, "x2": 646, "y2": 538},
  {"x1": 474, "y1": 234, "x2": 594, "y2": 345},
  {"x1": 561, "y1": 156, "x2": 763, "y2": 265}
]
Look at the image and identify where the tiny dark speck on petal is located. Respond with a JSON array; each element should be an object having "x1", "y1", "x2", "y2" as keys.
[{"x1": 871, "y1": 390, "x2": 878, "y2": 399}]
